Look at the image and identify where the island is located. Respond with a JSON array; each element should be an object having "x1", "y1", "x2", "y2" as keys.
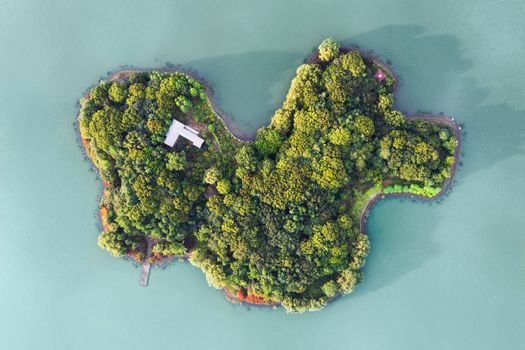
[{"x1": 77, "y1": 38, "x2": 460, "y2": 313}]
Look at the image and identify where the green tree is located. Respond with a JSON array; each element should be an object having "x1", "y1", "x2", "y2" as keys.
[
  {"x1": 318, "y1": 38, "x2": 340, "y2": 62},
  {"x1": 108, "y1": 82, "x2": 128, "y2": 103},
  {"x1": 166, "y1": 152, "x2": 187, "y2": 171},
  {"x1": 353, "y1": 115, "x2": 375, "y2": 138},
  {"x1": 216, "y1": 179, "x2": 231, "y2": 194},
  {"x1": 79, "y1": 40, "x2": 458, "y2": 313},
  {"x1": 384, "y1": 110, "x2": 406, "y2": 127},
  {"x1": 329, "y1": 127, "x2": 351, "y2": 145},
  {"x1": 321, "y1": 280, "x2": 339, "y2": 298},
  {"x1": 97, "y1": 231, "x2": 127, "y2": 257},
  {"x1": 255, "y1": 128, "x2": 283, "y2": 156},
  {"x1": 339, "y1": 50, "x2": 366, "y2": 76},
  {"x1": 378, "y1": 94, "x2": 393, "y2": 111},
  {"x1": 204, "y1": 166, "x2": 221, "y2": 184}
]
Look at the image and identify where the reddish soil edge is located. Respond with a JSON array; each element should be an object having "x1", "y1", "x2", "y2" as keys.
[
  {"x1": 223, "y1": 288, "x2": 279, "y2": 307},
  {"x1": 79, "y1": 46, "x2": 462, "y2": 308}
]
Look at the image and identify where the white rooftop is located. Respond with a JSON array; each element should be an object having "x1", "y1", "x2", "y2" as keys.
[{"x1": 164, "y1": 119, "x2": 204, "y2": 149}]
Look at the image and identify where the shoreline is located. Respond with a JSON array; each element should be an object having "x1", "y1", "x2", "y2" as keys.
[
  {"x1": 106, "y1": 68, "x2": 254, "y2": 142},
  {"x1": 359, "y1": 114, "x2": 462, "y2": 234},
  {"x1": 77, "y1": 46, "x2": 462, "y2": 308},
  {"x1": 222, "y1": 287, "x2": 279, "y2": 307}
]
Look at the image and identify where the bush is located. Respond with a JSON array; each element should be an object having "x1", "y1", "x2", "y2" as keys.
[{"x1": 152, "y1": 242, "x2": 186, "y2": 256}]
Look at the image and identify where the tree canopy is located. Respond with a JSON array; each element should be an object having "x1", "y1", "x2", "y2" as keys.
[{"x1": 78, "y1": 39, "x2": 457, "y2": 312}]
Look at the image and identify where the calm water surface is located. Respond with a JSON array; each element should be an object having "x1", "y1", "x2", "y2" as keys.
[{"x1": 0, "y1": 1, "x2": 524, "y2": 349}]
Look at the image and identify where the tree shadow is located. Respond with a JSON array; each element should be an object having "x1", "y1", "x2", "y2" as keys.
[
  {"x1": 177, "y1": 25, "x2": 525, "y2": 182},
  {"x1": 154, "y1": 25, "x2": 525, "y2": 295},
  {"x1": 337, "y1": 25, "x2": 525, "y2": 294},
  {"x1": 180, "y1": 50, "x2": 304, "y2": 138},
  {"x1": 349, "y1": 199, "x2": 444, "y2": 298},
  {"x1": 345, "y1": 25, "x2": 525, "y2": 182}
]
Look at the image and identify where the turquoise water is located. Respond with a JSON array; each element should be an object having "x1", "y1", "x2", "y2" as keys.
[{"x1": 1, "y1": 0, "x2": 524, "y2": 348}]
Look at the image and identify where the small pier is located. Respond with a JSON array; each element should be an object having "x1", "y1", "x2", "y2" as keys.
[
  {"x1": 139, "y1": 261, "x2": 151, "y2": 287},
  {"x1": 139, "y1": 237, "x2": 154, "y2": 287}
]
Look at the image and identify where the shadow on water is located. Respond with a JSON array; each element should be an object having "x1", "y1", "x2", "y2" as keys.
[
  {"x1": 176, "y1": 25, "x2": 525, "y2": 181},
  {"x1": 107, "y1": 25, "x2": 525, "y2": 296},
  {"x1": 171, "y1": 25, "x2": 525, "y2": 296},
  {"x1": 345, "y1": 25, "x2": 525, "y2": 179},
  {"x1": 348, "y1": 199, "x2": 444, "y2": 298},
  {"x1": 180, "y1": 50, "x2": 304, "y2": 137},
  {"x1": 337, "y1": 25, "x2": 525, "y2": 295}
]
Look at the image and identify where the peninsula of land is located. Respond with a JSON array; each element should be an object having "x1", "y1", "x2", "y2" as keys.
[{"x1": 78, "y1": 38, "x2": 460, "y2": 312}]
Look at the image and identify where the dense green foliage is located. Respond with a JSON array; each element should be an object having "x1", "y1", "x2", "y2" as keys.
[
  {"x1": 383, "y1": 184, "x2": 441, "y2": 197},
  {"x1": 318, "y1": 38, "x2": 340, "y2": 62},
  {"x1": 79, "y1": 70, "x2": 241, "y2": 259},
  {"x1": 79, "y1": 39, "x2": 457, "y2": 312}
]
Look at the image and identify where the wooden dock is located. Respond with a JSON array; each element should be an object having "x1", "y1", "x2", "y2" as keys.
[
  {"x1": 139, "y1": 237, "x2": 154, "y2": 287},
  {"x1": 139, "y1": 261, "x2": 151, "y2": 287}
]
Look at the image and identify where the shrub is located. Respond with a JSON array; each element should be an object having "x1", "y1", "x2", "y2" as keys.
[{"x1": 383, "y1": 184, "x2": 442, "y2": 197}]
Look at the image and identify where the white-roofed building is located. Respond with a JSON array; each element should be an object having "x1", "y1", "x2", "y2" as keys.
[{"x1": 164, "y1": 119, "x2": 205, "y2": 149}]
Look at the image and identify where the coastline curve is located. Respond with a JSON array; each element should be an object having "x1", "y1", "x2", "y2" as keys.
[
  {"x1": 77, "y1": 45, "x2": 463, "y2": 309},
  {"x1": 359, "y1": 115, "x2": 462, "y2": 234}
]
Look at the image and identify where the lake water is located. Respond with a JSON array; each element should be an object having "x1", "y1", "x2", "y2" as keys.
[{"x1": 1, "y1": 0, "x2": 524, "y2": 349}]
